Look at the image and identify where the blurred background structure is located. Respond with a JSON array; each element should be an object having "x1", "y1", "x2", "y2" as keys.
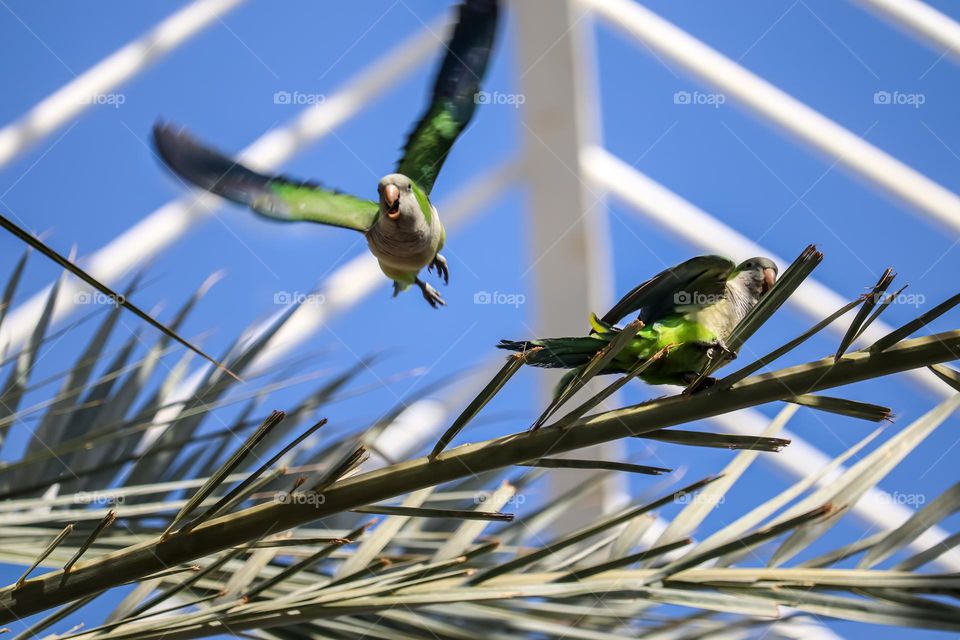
[{"x1": 1, "y1": 1, "x2": 959, "y2": 637}]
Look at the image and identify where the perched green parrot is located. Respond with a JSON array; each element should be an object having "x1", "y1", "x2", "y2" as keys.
[
  {"x1": 152, "y1": 0, "x2": 499, "y2": 308},
  {"x1": 499, "y1": 255, "x2": 779, "y2": 391}
]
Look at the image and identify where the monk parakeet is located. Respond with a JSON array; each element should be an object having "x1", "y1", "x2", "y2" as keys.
[
  {"x1": 152, "y1": 0, "x2": 499, "y2": 308},
  {"x1": 499, "y1": 255, "x2": 778, "y2": 390}
]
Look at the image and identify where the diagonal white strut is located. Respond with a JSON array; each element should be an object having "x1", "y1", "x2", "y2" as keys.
[
  {"x1": 0, "y1": 0, "x2": 246, "y2": 170},
  {"x1": 583, "y1": 0, "x2": 960, "y2": 234},
  {"x1": 853, "y1": 0, "x2": 960, "y2": 62}
]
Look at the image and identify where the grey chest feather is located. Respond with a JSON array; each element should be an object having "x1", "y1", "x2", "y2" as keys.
[{"x1": 366, "y1": 213, "x2": 439, "y2": 270}]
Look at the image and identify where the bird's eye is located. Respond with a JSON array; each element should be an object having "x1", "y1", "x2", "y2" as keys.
[{"x1": 406, "y1": 185, "x2": 412, "y2": 192}]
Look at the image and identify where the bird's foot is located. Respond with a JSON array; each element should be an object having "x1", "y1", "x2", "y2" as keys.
[
  {"x1": 707, "y1": 340, "x2": 736, "y2": 361},
  {"x1": 428, "y1": 253, "x2": 449, "y2": 285},
  {"x1": 392, "y1": 281, "x2": 404, "y2": 298},
  {"x1": 416, "y1": 278, "x2": 446, "y2": 308},
  {"x1": 718, "y1": 345, "x2": 736, "y2": 360},
  {"x1": 693, "y1": 340, "x2": 736, "y2": 363}
]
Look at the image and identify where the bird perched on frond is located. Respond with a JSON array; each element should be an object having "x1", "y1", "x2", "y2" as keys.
[
  {"x1": 152, "y1": 0, "x2": 499, "y2": 308},
  {"x1": 498, "y1": 255, "x2": 778, "y2": 392}
]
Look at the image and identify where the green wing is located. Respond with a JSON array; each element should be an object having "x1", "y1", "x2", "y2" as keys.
[
  {"x1": 153, "y1": 123, "x2": 377, "y2": 232},
  {"x1": 601, "y1": 255, "x2": 736, "y2": 326},
  {"x1": 395, "y1": 0, "x2": 499, "y2": 194}
]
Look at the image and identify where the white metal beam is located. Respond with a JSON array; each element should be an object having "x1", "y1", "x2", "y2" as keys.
[
  {"x1": 854, "y1": 0, "x2": 960, "y2": 62},
  {"x1": 0, "y1": 0, "x2": 246, "y2": 169},
  {"x1": 514, "y1": 0, "x2": 612, "y2": 323},
  {"x1": 513, "y1": 0, "x2": 624, "y2": 515},
  {"x1": 582, "y1": 0, "x2": 960, "y2": 234}
]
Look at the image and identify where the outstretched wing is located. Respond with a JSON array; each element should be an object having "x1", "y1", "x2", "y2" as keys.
[
  {"x1": 601, "y1": 255, "x2": 736, "y2": 325},
  {"x1": 153, "y1": 123, "x2": 378, "y2": 232},
  {"x1": 395, "y1": 0, "x2": 499, "y2": 194}
]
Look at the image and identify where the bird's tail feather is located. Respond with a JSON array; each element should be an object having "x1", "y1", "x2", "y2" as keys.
[{"x1": 497, "y1": 334, "x2": 613, "y2": 369}]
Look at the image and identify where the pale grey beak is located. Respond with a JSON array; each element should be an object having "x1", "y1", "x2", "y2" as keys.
[
  {"x1": 384, "y1": 184, "x2": 400, "y2": 220},
  {"x1": 762, "y1": 268, "x2": 777, "y2": 294}
]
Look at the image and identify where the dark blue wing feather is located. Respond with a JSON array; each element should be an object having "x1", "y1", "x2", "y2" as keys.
[{"x1": 396, "y1": 0, "x2": 499, "y2": 194}]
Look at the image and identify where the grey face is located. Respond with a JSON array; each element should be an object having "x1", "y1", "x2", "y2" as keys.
[
  {"x1": 736, "y1": 257, "x2": 778, "y2": 297},
  {"x1": 377, "y1": 173, "x2": 419, "y2": 226}
]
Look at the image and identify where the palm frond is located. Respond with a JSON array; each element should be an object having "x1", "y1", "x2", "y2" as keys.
[{"x1": 0, "y1": 255, "x2": 957, "y2": 639}]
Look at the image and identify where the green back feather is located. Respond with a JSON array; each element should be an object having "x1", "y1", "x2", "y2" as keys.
[{"x1": 601, "y1": 256, "x2": 736, "y2": 326}]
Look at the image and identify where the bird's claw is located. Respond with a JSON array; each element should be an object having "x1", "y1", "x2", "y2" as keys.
[
  {"x1": 428, "y1": 254, "x2": 449, "y2": 285},
  {"x1": 417, "y1": 278, "x2": 446, "y2": 308},
  {"x1": 714, "y1": 340, "x2": 736, "y2": 360},
  {"x1": 698, "y1": 340, "x2": 735, "y2": 363}
]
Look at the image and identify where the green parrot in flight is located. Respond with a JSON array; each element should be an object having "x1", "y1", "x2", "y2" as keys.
[
  {"x1": 499, "y1": 255, "x2": 779, "y2": 391},
  {"x1": 152, "y1": 0, "x2": 499, "y2": 308}
]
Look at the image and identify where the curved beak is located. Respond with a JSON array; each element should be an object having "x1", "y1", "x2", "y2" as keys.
[
  {"x1": 762, "y1": 268, "x2": 777, "y2": 295},
  {"x1": 384, "y1": 184, "x2": 400, "y2": 220}
]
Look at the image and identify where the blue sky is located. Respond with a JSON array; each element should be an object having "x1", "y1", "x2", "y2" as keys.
[{"x1": 1, "y1": 1, "x2": 959, "y2": 638}]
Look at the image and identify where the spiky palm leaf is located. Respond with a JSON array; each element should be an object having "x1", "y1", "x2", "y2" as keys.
[{"x1": 0, "y1": 243, "x2": 958, "y2": 639}]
